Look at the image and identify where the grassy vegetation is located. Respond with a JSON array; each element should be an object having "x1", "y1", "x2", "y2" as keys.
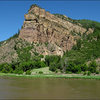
[
  {"x1": 0, "y1": 72, "x2": 100, "y2": 80},
  {"x1": 31, "y1": 67, "x2": 53, "y2": 74}
]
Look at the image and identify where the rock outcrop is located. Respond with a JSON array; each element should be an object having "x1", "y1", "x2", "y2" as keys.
[{"x1": 19, "y1": 5, "x2": 93, "y2": 55}]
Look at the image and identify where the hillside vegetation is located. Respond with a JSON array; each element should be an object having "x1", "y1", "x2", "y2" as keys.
[{"x1": 66, "y1": 20, "x2": 100, "y2": 63}]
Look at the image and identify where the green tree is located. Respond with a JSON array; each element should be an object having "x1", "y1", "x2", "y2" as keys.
[
  {"x1": 80, "y1": 64, "x2": 88, "y2": 71},
  {"x1": 1, "y1": 64, "x2": 13, "y2": 73},
  {"x1": 49, "y1": 63, "x2": 57, "y2": 72},
  {"x1": 87, "y1": 71, "x2": 91, "y2": 76},
  {"x1": 88, "y1": 61, "x2": 97, "y2": 73}
]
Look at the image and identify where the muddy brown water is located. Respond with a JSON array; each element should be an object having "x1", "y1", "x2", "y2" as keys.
[{"x1": 0, "y1": 76, "x2": 100, "y2": 99}]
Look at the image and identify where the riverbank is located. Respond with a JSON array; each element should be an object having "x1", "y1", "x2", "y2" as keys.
[{"x1": 0, "y1": 73, "x2": 100, "y2": 80}]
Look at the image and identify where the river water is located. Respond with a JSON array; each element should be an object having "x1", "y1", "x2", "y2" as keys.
[{"x1": 0, "y1": 76, "x2": 100, "y2": 99}]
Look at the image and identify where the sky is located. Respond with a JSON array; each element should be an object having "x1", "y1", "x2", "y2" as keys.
[{"x1": 0, "y1": 1, "x2": 100, "y2": 42}]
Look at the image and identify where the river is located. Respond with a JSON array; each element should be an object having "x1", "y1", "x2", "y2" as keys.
[{"x1": 0, "y1": 76, "x2": 100, "y2": 99}]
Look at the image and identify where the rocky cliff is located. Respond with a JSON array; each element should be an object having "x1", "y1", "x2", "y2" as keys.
[
  {"x1": 19, "y1": 5, "x2": 93, "y2": 55},
  {"x1": 0, "y1": 4, "x2": 94, "y2": 63}
]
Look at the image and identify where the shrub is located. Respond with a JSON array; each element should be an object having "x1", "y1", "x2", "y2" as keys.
[
  {"x1": 39, "y1": 71, "x2": 43, "y2": 74},
  {"x1": 40, "y1": 61, "x2": 46, "y2": 68},
  {"x1": 45, "y1": 55, "x2": 61, "y2": 67},
  {"x1": 66, "y1": 62, "x2": 75, "y2": 72},
  {"x1": 1, "y1": 64, "x2": 13, "y2": 73},
  {"x1": 14, "y1": 70, "x2": 24, "y2": 75},
  {"x1": 87, "y1": 71, "x2": 91, "y2": 76},
  {"x1": 13, "y1": 68, "x2": 24, "y2": 74},
  {"x1": 26, "y1": 70, "x2": 31, "y2": 75},
  {"x1": 88, "y1": 61, "x2": 97, "y2": 73},
  {"x1": 55, "y1": 70, "x2": 58, "y2": 73},
  {"x1": 66, "y1": 63, "x2": 81, "y2": 73},
  {"x1": 17, "y1": 70, "x2": 24, "y2": 75},
  {"x1": 49, "y1": 63, "x2": 57, "y2": 72},
  {"x1": 39, "y1": 55, "x2": 44, "y2": 58},
  {"x1": 66, "y1": 71, "x2": 72, "y2": 74},
  {"x1": 80, "y1": 64, "x2": 88, "y2": 71},
  {"x1": 73, "y1": 65, "x2": 81, "y2": 73},
  {"x1": 1, "y1": 68, "x2": 8, "y2": 73},
  {"x1": 96, "y1": 71, "x2": 99, "y2": 74},
  {"x1": 76, "y1": 71, "x2": 81, "y2": 74},
  {"x1": 83, "y1": 71, "x2": 87, "y2": 75}
]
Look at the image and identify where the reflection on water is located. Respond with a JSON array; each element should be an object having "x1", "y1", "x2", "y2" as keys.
[{"x1": 0, "y1": 76, "x2": 100, "y2": 99}]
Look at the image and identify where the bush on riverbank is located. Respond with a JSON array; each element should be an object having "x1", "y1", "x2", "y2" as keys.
[
  {"x1": 0, "y1": 60, "x2": 47, "y2": 74},
  {"x1": 0, "y1": 51, "x2": 99, "y2": 75},
  {"x1": 66, "y1": 61, "x2": 98, "y2": 74},
  {"x1": 26, "y1": 70, "x2": 31, "y2": 75},
  {"x1": 0, "y1": 59, "x2": 99, "y2": 75},
  {"x1": 38, "y1": 71, "x2": 43, "y2": 74}
]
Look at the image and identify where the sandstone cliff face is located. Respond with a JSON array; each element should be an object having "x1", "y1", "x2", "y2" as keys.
[{"x1": 19, "y1": 5, "x2": 93, "y2": 56}]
